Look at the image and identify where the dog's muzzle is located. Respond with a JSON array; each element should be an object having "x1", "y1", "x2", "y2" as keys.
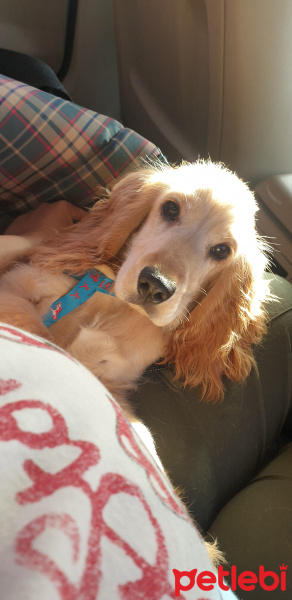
[{"x1": 137, "y1": 266, "x2": 176, "y2": 304}]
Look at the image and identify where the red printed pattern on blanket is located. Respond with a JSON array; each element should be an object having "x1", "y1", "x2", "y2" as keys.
[
  {"x1": 0, "y1": 377, "x2": 21, "y2": 395},
  {"x1": 0, "y1": 384, "x2": 187, "y2": 600}
]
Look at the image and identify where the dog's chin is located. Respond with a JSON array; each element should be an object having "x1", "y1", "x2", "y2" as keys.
[{"x1": 116, "y1": 290, "x2": 182, "y2": 329}]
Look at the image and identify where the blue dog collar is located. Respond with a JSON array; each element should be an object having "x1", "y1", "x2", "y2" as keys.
[{"x1": 42, "y1": 269, "x2": 115, "y2": 327}]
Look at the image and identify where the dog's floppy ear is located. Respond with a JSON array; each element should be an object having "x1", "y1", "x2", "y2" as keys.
[
  {"x1": 163, "y1": 251, "x2": 270, "y2": 401},
  {"x1": 30, "y1": 169, "x2": 158, "y2": 274}
]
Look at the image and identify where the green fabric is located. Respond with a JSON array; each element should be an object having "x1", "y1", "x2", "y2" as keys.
[{"x1": 208, "y1": 443, "x2": 292, "y2": 599}]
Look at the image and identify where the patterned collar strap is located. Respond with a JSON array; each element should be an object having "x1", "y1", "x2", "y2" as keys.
[{"x1": 42, "y1": 269, "x2": 115, "y2": 327}]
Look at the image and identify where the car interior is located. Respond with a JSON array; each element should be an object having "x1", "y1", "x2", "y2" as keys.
[{"x1": 0, "y1": 1, "x2": 291, "y2": 599}]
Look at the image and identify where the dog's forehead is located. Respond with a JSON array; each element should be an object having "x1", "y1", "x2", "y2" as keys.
[
  {"x1": 151, "y1": 176, "x2": 257, "y2": 238},
  {"x1": 150, "y1": 162, "x2": 233, "y2": 192},
  {"x1": 150, "y1": 163, "x2": 255, "y2": 212},
  {"x1": 154, "y1": 184, "x2": 236, "y2": 226}
]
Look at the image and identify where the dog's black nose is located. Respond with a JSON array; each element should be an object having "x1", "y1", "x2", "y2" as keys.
[{"x1": 137, "y1": 267, "x2": 176, "y2": 304}]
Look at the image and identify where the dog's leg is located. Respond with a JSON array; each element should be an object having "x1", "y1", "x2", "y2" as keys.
[
  {"x1": 0, "y1": 292, "x2": 50, "y2": 339},
  {"x1": 67, "y1": 327, "x2": 167, "y2": 469},
  {"x1": 67, "y1": 328, "x2": 130, "y2": 387}
]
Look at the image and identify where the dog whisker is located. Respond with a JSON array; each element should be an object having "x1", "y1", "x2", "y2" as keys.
[
  {"x1": 197, "y1": 286, "x2": 207, "y2": 296},
  {"x1": 176, "y1": 303, "x2": 191, "y2": 325}
]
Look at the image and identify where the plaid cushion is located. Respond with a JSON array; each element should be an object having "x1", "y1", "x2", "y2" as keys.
[{"x1": 0, "y1": 75, "x2": 166, "y2": 225}]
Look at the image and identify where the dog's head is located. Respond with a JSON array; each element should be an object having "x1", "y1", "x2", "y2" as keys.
[
  {"x1": 113, "y1": 161, "x2": 270, "y2": 399},
  {"x1": 114, "y1": 163, "x2": 266, "y2": 327}
]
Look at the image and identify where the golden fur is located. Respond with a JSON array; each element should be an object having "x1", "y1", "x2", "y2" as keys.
[{"x1": 0, "y1": 161, "x2": 270, "y2": 415}]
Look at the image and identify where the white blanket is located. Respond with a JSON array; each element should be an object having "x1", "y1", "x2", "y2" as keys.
[{"x1": 0, "y1": 323, "x2": 237, "y2": 599}]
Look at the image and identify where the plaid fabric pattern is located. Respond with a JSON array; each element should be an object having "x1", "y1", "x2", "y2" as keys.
[{"x1": 0, "y1": 75, "x2": 166, "y2": 224}]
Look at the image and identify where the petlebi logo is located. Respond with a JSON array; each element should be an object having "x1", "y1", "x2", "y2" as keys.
[{"x1": 172, "y1": 564, "x2": 288, "y2": 596}]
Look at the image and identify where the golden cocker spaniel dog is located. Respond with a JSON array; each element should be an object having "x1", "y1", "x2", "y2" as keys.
[{"x1": 0, "y1": 161, "x2": 270, "y2": 418}]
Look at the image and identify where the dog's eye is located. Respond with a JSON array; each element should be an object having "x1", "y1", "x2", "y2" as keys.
[
  {"x1": 209, "y1": 243, "x2": 231, "y2": 260},
  {"x1": 162, "y1": 200, "x2": 180, "y2": 221}
]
